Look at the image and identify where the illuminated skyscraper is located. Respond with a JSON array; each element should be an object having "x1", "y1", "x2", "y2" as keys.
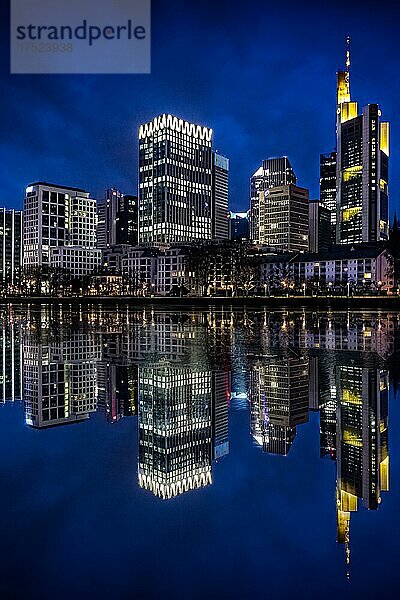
[
  {"x1": 138, "y1": 114, "x2": 214, "y2": 244},
  {"x1": 212, "y1": 153, "x2": 229, "y2": 239},
  {"x1": 308, "y1": 355, "x2": 319, "y2": 411},
  {"x1": 228, "y1": 211, "x2": 250, "y2": 241},
  {"x1": 250, "y1": 157, "x2": 309, "y2": 251},
  {"x1": 97, "y1": 189, "x2": 138, "y2": 248},
  {"x1": 335, "y1": 38, "x2": 389, "y2": 244},
  {"x1": 320, "y1": 151, "x2": 337, "y2": 242},
  {"x1": 116, "y1": 195, "x2": 139, "y2": 246},
  {"x1": 24, "y1": 183, "x2": 97, "y2": 267},
  {"x1": 23, "y1": 182, "x2": 100, "y2": 276},
  {"x1": 97, "y1": 362, "x2": 137, "y2": 423},
  {"x1": 318, "y1": 352, "x2": 338, "y2": 461},
  {"x1": 309, "y1": 200, "x2": 331, "y2": 252},
  {"x1": 0, "y1": 208, "x2": 23, "y2": 287},
  {"x1": 96, "y1": 188, "x2": 124, "y2": 249},
  {"x1": 250, "y1": 157, "x2": 296, "y2": 243}
]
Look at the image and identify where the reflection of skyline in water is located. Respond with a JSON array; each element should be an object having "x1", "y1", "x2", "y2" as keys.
[{"x1": 1, "y1": 305, "x2": 399, "y2": 574}]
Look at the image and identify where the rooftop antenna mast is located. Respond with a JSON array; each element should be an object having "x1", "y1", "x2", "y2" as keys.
[{"x1": 346, "y1": 35, "x2": 351, "y2": 72}]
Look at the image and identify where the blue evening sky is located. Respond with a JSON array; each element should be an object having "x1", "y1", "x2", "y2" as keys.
[{"x1": 1, "y1": 0, "x2": 399, "y2": 215}]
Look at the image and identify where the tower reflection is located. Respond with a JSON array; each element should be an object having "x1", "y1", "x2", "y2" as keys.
[
  {"x1": 335, "y1": 361, "x2": 389, "y2": 574},
  {"x1": 23, "y1": 322, "x2": 100, "y2": 428},
  {"x1": 249, "y1": 352, "x2": 309, "y2": 455},
  {"x1": 138, "y1": 363, "x2": 213, "y2": 499},
  {"x1": 0, "y1": 305, "x2": 396, "y2": 569}
]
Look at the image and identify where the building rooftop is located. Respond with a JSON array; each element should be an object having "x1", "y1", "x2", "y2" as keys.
[
  {"x1": 0, "y1": 207, "x2": 22, "y2": 213},
  {"x1": 299, "y1": 243, "x2": 387, "y2": 262},
  {"x1": 27, "y1": 182, "x2": 87, "y2": 193},
  {"x1": 262, "y1": 244, "x2": 388, "y2": 264}
]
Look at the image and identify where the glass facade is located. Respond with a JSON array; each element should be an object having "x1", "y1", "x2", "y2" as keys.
[
  {"x1": 23, "y1": 183, "x2": 96, "y2": 268},
  {"x1": 309, "y1": 201, "x2": 331, "y2": 252},
  {"x1": 96, "y1": 188, "x2": 124, "y2": 249},
  {"x1": 228, "y1": 211, "x2": 250, "y2": 241},
  {"x1": 335, "y1": 54, "x2": 390, "y2": 244},
  {"x1": 249, "y1": 355, "x2": 309, "y2": 455},
  {"x1": 212, "y1": 152, "x2": 229, "y2": 239},
  {"x1": 139, "y1": 115, "x2": 213, "y2": 244},
  {"x1": 249, "y1": 157, "x2": 307, "y2": 251},
  {"x1": 0, "y1": 208, "x2": 23, "y2": 286},
  {"x1": 116, "y1": 195, "x2": 139, "y2": 246},
  {"x1": 320, "y1": 151, "x2": 337, "y2": 243},
  {"x1": 24, "y1": 332, "x2": 100, "y2": 428},
  {"x1": 138, "y1": 364, "x2": 213, "y2": 499}
]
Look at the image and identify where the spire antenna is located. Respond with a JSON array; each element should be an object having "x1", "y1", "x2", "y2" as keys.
[{"x1": 346, "y1": 35, "x2": 351, "y2": 72}]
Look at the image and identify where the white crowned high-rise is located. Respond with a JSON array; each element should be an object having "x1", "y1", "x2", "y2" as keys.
[
  {"x1": 250, "y1": 157, "x2": 309, "y2": 252},
  {"x1": 138, "y1": 114, "x2": 214, "y2": 244},
  {"x1": 336, "y1": 38, "x2": 389, "y2": 244}
]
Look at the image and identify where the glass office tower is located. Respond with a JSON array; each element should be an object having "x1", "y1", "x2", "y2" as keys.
[
  {"x1": 138, "y1": 114, "x2": 213, "y2": 244},
  {"x1": 0, "y1": 208, "x2": 23, "y2": 287},
  {"x1": 250, "y1": 157, "x2": 308, "y2": 251},
  {"x1": 212, "y1": 152, "x2": 229, "y2": 239},
  {"x1": 335, "y1": 39, "x2": 389, "y2": 244},
  {"x1": 320, "y1": 151, "x2": 337, "y2": 243}
]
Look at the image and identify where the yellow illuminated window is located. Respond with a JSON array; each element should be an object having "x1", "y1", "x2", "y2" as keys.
[
  {"x1": 380, "y1": 122, "x2": 389, "y2": 156},
  {"x1": 342, "y1": 206, "x2": 362, "y2": 221},
  {"x1": 342, "y1": 389, "x2": 362, "y2": 404},
  {"x1": 341, "y1": 101, "x2": 358, "y2": 123},
  {"x1": 343, "y1": 165, "x2": 362, "y2": 181}
]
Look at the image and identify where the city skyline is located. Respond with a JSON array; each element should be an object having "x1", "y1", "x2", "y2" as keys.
[
  {"x1": 2, "y1": 3, "x2": 400, "y2": 597},
  {"x1": 1, "y1": 1, "x2": 400, "y2": 216}
]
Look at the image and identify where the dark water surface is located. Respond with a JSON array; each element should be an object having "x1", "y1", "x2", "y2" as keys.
[{"x1": 1, "y1": 304, "x2": 399, "y2": 599}]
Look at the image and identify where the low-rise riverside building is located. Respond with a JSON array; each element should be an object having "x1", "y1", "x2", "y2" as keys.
[
  {"x1": 102, "y1": 244, "x2": 134, "y2": 274},
  {"x1": 104, "y1": 241, "x2": 261, "y2": 296},
  {"x1": 50, "y1": 247, "x2": 102, "y2": 278},
  {"x1": 156, "y1": 247, "x2": 188, "y2": 295},
  {"x1": 95, "y1": 241, "x2": 395, "y2": 297},
  {"x1": 261, "y1": 245, "x2": 394, "y2": 294}
]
